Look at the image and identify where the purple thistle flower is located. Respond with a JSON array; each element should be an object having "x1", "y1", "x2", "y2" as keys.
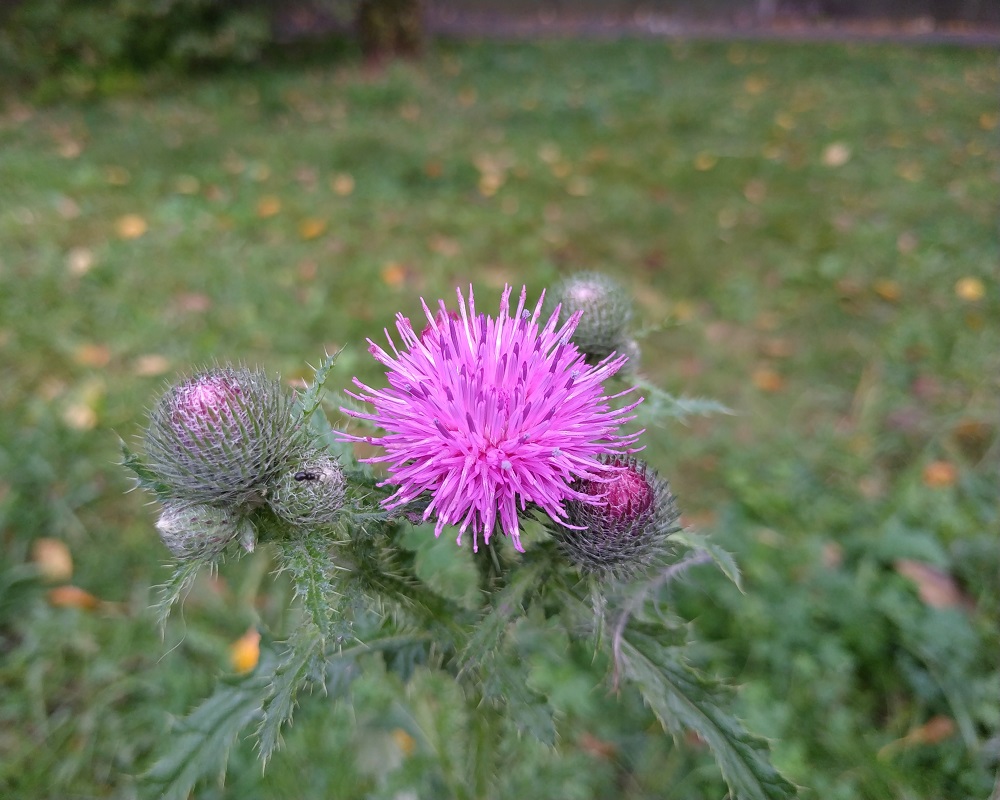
[{"x1": 340, "y1": 285, "x2": 643, "y2": 553}]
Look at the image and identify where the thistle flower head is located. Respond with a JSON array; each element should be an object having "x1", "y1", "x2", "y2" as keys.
[
  {"x1": 268, "y1": 454, "x2": 347, "y2": 526},
  {"x1": 155, "y1": 501, "x2": 251, "y2": 560},
  {"x1": 544, "y1": 272, "x2": 635, "y2": 367},
  {"x1": 144, "y1": 366, "x2": 302, "y2": 505},
  {"x1": 551, "y1": 456, "x2": 679, "y2": 577},
  {"x1": 341, "y1": 285, "x2": 643, "y2": 553}
]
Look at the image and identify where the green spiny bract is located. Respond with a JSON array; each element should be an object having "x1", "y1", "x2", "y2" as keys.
[
  {"x1": 144, "y1": 366, "x2": 303, "y2": 506},
  {"x1": 545, "y1": 271, "x2": 636, "y2": 367},
  {"x1": 268, "y1": 454, "x2": 346, "y2": 526},
  {"x1": 155, "y1": 500, "x2": 253, "y2": 560},
  {"x1": 550, "y1": 456, "x2": 680, "y2": 578}
]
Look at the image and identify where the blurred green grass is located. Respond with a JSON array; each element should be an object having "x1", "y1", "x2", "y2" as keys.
[{"x1": 0, "y1": 40, "x2": 997, "y2": 799}]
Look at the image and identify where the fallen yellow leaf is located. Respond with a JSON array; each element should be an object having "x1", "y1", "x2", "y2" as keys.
[
  {"x1": 694, "y1": 152, "x2": 718, "y2": 171},
  {"x1": 873, "y1": 279, "x2": 902, "y2": 302},
  {"x1": 566, "y1": 176, "x2": 592, "y2": 197},
  {"x1": 979, "y1": 112, "x2": 998, "y2": 130},
  {"x1": 428, "y1": 235, "x2": 461, "y2": 257},
  {"x1": 57, "y1": 139, "x2": 83, "y2": 159},
  {"x1": 391, "y1": 728, "x2": 416, "y2": 756},
  {"x1": 752, "y1": 367, "x2": 785, "y2": 393},
  {"x1": 74, "y1": 343, "x2": 111, "y2": 368},
  {"x1": 381, "y1": 262, "x2": 406, "y2": 287},
  {"x1": 744, "y1": 75, "x2": 768, "y2": 95},
  {"x1": 955, "y1": 276, "x2": 985, "y2": 302},
  {"x1": 66, "y1": 247, "x2": 94, "y2": 276},
  {"x1": 298, "y1": 218, "x2": 327, "y2": 240},
  {"x1": 230, "y1": 628, "x2": 261, "y2": 674},
  {"x1": 478, "y1": 173, "x2": 503, "y2": 197},
  {"x1": 132, "y1": 354, "x2": 171, "y2": 377},
  {"x1": 115, "y1": 214, "x2": 148, "y2": 240},
  {"x1": 922, "y1": 460, "x2": 957, "y2": 488},
  {"x1": 256, "y1": 195, "x2": 282, "y2": 218},
  {"x1": 896, "y1": 231, "x2": 918, "y2": 254},
  {"x1": 48, "y1": 585, "x2": 100, "y2": 610},
  {"x1": 331, "y1": 173, "x2": 355, "y2": 196},
  {"x1": 62, "y1": 403, "x2": 97, "y2": 431},
  {"x1": 743, "y1": 179, "x2": 767, "y2": 204},
  {"x1": 878, "y1": 715, "x2": 956, "y2": 759},
  {"x1": 537, "y1": 142, "x2": 561, "y2": 164},
  {"x1": 32, "y1": 538, "x2": 73, "y2": 582},
  {"x1": 895, "y1": 559, "x2": 971, "y2": 609},
  {"x1": 173, "y1": 174, "x2": 200, "y2": 195},
  {"x1": 821, "y1": 142, "x2": 851, "y2": 167},
  {"x1": 774, "y1": 111, "x2": 795, "y2": 130}
]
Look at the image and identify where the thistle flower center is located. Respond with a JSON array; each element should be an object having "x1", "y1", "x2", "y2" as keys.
[{"x1": 589, "y1": 465, "x2": 654, "y2": 528}]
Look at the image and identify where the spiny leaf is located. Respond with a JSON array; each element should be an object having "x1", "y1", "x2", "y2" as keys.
[
  {"x1": 633, "y1": 378, "x2": 734, "y2": 422},
  {"x1": 617, "y1": 629, "x2": 796, "y2": 800},
  {"x1": 257, "y1": 626, "x2": 326, "y2": 766},
  {"x1": 142, "y1": 646, "x2": 278, "y2": 800},
  {"x1": 295, "y1": 350, "x2": 341, "y2": 423},
  {"x1": 671, "y1": 529, "x2": 743, "y2": 591},
  {"x1": 152, "y1": 559, "x2": 208, "y2": 632},
  {"x1": 456, "y1": 557, "x2": 548, "y2": 677},
  {"x1": 274, "y1": 532, "x2": 349, "y2": 643},
  {"x1": 406, "y1": 669, "x2": 470, "y2": 791},
  {"x1": 119, "y1": 437, "x2": 171, "y2": 497}
]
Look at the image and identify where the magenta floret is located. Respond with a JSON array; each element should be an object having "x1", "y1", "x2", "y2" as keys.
[{"x1": 340, "y1": 285, "x2": 643, "y2": 552}]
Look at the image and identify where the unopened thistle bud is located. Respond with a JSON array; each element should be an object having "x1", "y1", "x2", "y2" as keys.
[
  {"x1": 155, "y1": 501, "x2": 253, "y2": 560},
  {"x1": 268, "y1": 454, "x2": 347, "y2": 526},
  {"x1": 545, "y1": 272, "x2": 636, "y2": 367},
  {"x1": 144, "y1": 367, "x2": 302, "y2": 505},
  {"x1": 551, "y1": 456, "x2": 680, "y2": 577}
]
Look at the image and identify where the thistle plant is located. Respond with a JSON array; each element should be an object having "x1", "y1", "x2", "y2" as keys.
[{"x1": 123, "y1": 279, "x2": 795, "y2": 800}]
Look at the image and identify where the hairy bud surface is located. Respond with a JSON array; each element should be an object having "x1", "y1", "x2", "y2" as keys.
[
  {"x1": 268, "y1": 454, "x2": 347, "y2": 526},
  {"x1": 545, "y1": 272, "x2": 636, "y2": 367},
  {"x1": 144, "y1": 367, "x2": 301, "y2": 505},
  {"x1": 552, "y1": 456, "x2": 680, "y2": 577},
  {"x1": 155, "y1": 501, "x2": 248, "y2": 560}
]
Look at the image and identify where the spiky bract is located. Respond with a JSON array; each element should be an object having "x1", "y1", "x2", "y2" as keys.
[
  {"x1": 340, "y1": 285, "x2": 644, "y2": 553},
  {"x1": 144, "y1": 367, "x2": 302, "y2": 505},
  {"x1": 268, "y1": 454, "x2": 347, "y2": 526},
  {"x1": 155, "y1": 501, "x2": 251, "y2": 560},
  {"x1": 551, "y1": 456, "x2": 680, "y2": 577},
  {"x1": 544, "y1": 272, "x2": 636, "y2": 367}
]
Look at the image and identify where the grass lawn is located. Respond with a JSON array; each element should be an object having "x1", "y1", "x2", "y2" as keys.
[{"x1": 0, "y1": 38, "x2": 997, "y2": 799}]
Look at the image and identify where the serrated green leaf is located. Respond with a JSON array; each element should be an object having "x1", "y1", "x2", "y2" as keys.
[
  {"x1": 119, "y1": 437, "x2": 171, "y2": 497},
  {"x1": 295, "y1": 350, "x2": 341, "y2": 422},
  {"x1": 256, "y1": 627, "x2": 325, "y2": 766},
  {"x1": 633, "y1": 379, "x2": 734, "y2": 422},
  {"x1": 671, "y1": 529, "x2": 743, "y2": 591},
  {"x1": 274, "y1": 533, "x2": 348, "y2": 643},
  {"x1": 142, "y1": 646, "x2": 278, "y2": 800},
  {"x1": 456, "y1": 557, "x2": 547, "y2": 677},
  {"x1": 151, "y1": 559, "x2": 208, "y2": 632},
  {"x1": 617, "y1": 629, "x2": 796, "y2": 800},
  {"x1": 406, "y1": 669, "x2": 470, "y2": 792}
]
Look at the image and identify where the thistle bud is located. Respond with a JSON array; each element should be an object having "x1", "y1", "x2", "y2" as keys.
[
  {"x1": 268, "y1": 454, "x2": 346, "y2": 526},
  {"x1": 155, "y1": 501, "x2": 251, "y2": 560},
  {"x1": 144, "y1": 367, "x2": 302, "y2": 505},
  {"x1": 551, "y1": 456, "x2": 680, "y2": 577},
  {"x1": 545, "y1": 272, "x2": 635, "y2": 367}
]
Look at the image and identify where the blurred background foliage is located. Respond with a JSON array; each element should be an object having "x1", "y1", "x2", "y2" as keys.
[{"x1": 0, "y1": 14, "x2": 998, "y2": 800}]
